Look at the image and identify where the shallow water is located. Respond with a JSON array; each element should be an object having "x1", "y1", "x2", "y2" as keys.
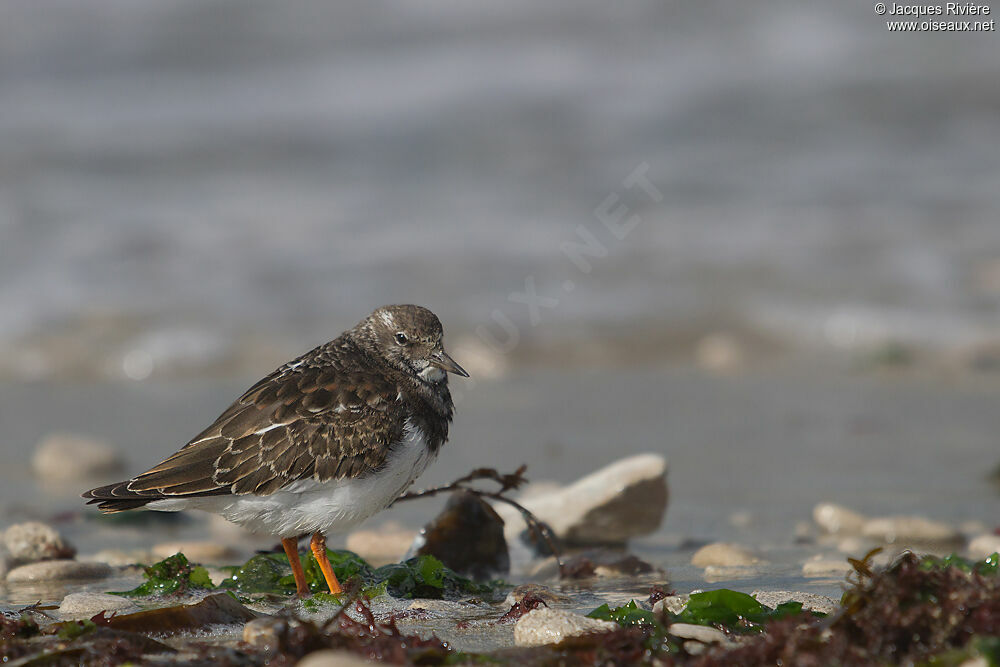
[{"x1": 2, "y1": 361, "x2": 997, "y2": 606}]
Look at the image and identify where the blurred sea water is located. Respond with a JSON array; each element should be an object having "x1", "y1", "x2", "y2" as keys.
[{"x1": 1, "y1": 1, "x2": 999, "y2": 380}]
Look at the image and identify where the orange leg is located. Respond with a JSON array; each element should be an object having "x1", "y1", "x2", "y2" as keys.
[
  {"x1": 281, "y1": 537, "x2": 310, "y2": 597},
  {"x1": 310, "y1": 532, "x2": 342, "y2": 595}
]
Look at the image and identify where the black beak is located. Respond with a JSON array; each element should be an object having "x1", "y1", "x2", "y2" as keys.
[{"x1": 429, "y1": 349, "x2": 469, "y2": 377}]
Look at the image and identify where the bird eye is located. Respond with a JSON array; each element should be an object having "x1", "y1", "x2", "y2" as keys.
[{"x1": 394, "y1": 332, "x2": 408, "y2": 345}]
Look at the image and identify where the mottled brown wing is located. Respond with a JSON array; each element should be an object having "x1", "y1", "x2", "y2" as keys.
[{"x1": 84, "y1": 361, "x2": 405, "y2": 506}]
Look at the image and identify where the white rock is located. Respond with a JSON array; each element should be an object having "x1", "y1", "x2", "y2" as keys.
[
  {"x1": 703, "y1": 565, "x2": 760, "y2": 581},
  {"x1": 496, "y1": 453, "x2": 668, "y2": 545},
  {"x1": 513, "y1": 608, "x2": 617, "y2": 647},
  {"x1": 6, "y1": 560, "x2": 112, "y2": 582},
  {"x1": 3, "y1": 522, "x2": 75, "y2": 565},
  {"x1": 652, "y1": 595, "x2": 689, "y2": 617},
  {"x1": 695, "y1": 332, "x2": 745, "y2": 373},
  {"x1": 243, "y1": 616, "x2": 286, "y2": 649},
  {"x1": 813, "y1": 503, "x2": 867, "y2": 535},
  {"x1": 861, "y1": 516, "x2": 963, "y2": 547},
  {"x1": 79, "y1": 549, "x2": 152, "y2": 567},
  {"x1": 151, "y1": 541, "x2": 240, "y2": 564},
  {"x1": 691, "y1": 542, "x2": 760, "y2": 567},
  {"x1": 668, "y1": 622, "x2": 731, "y2": 644},
  {"x1": 58, "y1": 592, "x2": 138, "y2": 619},
  {"x1": 802, "y1": 556, "x2": 852, "y2": 577},
  {"x1": 968, "y1": 534, "x2": 1000, "y2": 560},
  {"x1": 345, "y1": 523, "x2": 418, "y2": 567},
  {"x1": 836, "y1": 536, "x2": 875, "y2": 555},
  {"x1": 751, "y1": 590, "x2": 839, "y2": 615},
  {"x1": 297, "y1": 649, "x2": 374, "y2": 667},
  {"x1": 32, "y1": 433, "x2": 124, "y2": 481}
]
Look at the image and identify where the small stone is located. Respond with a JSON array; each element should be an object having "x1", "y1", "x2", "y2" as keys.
[
  {"x1": 968, "y1": 534, "x2": 1000, "y2": 560},
  {"x1": 751, "y1": 590, "x2": 839, "y2": 615},
  {"x1": 653, "y1": 594, "x2": 689, "y2": 617},
  {"x1": 345, "y1": 523, "x2": 417, "y2": 567},
  {"x1": 668, "y1": 622, "x2": 731, "y2": 644},
  {"x1": 58, "y1": 592, "x2": 138, "y2": 619},
  {"x1": 79, "y1": 549, "x2": 152, "y2": 567},
  {"x1": 6, "y1": 559, "x2": 112, "y2": 582},
  {"x1": 703, "y1": 565, "x2": 759, "y2": 581},
  {"x1": 836, "y1": 536, "x2": 874, "y2": 555},
  {"x1": 32, "y1": 433, "x2": 124, "y2": 481},
  {"x1": 513, "y1": 608, "x2": 617, "y2": 647},
  {"x1": 3, "y1": 522, "x2": 75, "y2": 565},
  {"x1": 593, "y1": 554, "x2": 656, "y2": 578},
  {"x1": 411, "y1": 491, "x2": 509, "y2": 579},
  {"x1": 151, "y1": 541, "x2": 241, "y2": 564},
  {"x1": 496, "y1": 453, "x2": 668, "y2": 547},
  {"x1": 861, "y1": 516, "x2": 963, "y2": 548},
  {"x1": 691, "y1": 542, "x2": 760, "y2": 567},
  {"x1": 695, "y1": 332, "x2": 744, "y2": 373},
  {"x1": 406, "y1": 599, "x2": 470, "y2": 614},
  {"x1": 802, "y1": 556, "x2": 852, "y2": 577},
  {"x1": 297, "y1": 649, "x2": 374, "y2": 667},
  {"x1": 504, "y1": 583, "x2": 571, "y2": 608},
  {"x1": 813, "y1": 503, "x2": 867, "y2": 535},
  {"x1": 242, "y1": 616, "x2": 287, "y2": 649}
]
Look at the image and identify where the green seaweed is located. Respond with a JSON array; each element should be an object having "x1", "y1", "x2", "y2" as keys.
[
  {"x1": 588, "y1": 600, "x2": 661, "y2": 628},
  {"x1": 215, "y1": 549, "x2": 501, "y2": 600},
  {"x1": 53, "y1": 619, "x2": 97, "y2": 641},
  {"x1": 291, "y1": 549, "x2": 374, "y2": 595},
  {"x1": 588, "y1": 590, "x2": 822, "y2": 640},
  {"x1": 676, "y1": 589, "x2": 816, "y2": 632},
  {"x1": 371, "y1": 555, "x2": 502, "y2": 600},
  {"x1": 921, "y1": 551, "x2": 999, "y2": 576},
  {"x1": 218, "y1": 553, "x2": 293, "y2": 594},
  {"x1": 112, "y1": 553, "x2": 215, "y2": 597}
]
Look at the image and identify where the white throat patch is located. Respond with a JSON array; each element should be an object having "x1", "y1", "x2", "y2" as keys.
[{"x1": 419, "y1": 365, "x2": 446, "y2": 383}]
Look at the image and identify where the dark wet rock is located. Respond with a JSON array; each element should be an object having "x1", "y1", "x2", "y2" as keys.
[
  {"x1": 102, "y1": 592, "x2": 257, "y2": 635},
  {"x1": 58, "y1": 592, "x2": 138, "y2": 619},
  {"x1": 6, "y1": 559, "x2": 111, "y2": 582},
  {"x1": 32, "y1": 432, "x2": 124, "y2": 481},
  {"x1": 513, "y1": 608, "x2": 617, "y2": 647},
  {"x1": 3, "y1": 521, "x2": 76, "y2": 566},
  {"x1": 562, "y1": 550, "x2": 658, "y2": 579},
  {"x1": 496, "y1": 453, "x2": 668, "y2": 547},
  {"x1": 411, "y1": 490, "x2": 509, "y2": 579}
]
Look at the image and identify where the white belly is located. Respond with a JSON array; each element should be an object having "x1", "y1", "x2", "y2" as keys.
[{"x1": 147, "y1": 419, "x2": 437, "y2": 537}]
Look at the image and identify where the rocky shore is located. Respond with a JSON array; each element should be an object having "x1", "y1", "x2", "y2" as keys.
[{"x1": 2, "y1": 448, "x2": 998, "y2": 665}]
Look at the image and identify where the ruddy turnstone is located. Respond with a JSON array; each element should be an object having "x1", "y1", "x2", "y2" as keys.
[{"x1": 83, "y1": 304, "x2": 467, "y2": 597}]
